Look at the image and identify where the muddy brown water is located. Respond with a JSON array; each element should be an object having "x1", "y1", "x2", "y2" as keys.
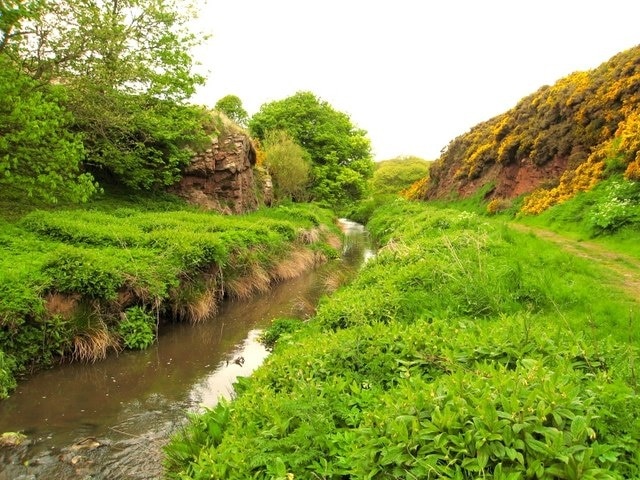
[{"x1": 0, "y1": 220, "x2": 372, "y2": 479}]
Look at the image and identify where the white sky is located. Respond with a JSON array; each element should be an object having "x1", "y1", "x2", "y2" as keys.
[{"x1": 190, "y1": 0, "x2": 640, "y2": 161}]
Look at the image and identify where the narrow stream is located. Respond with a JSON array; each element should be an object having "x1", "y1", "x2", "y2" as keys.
[{"x1": 0, "y1": 220, "x2": 372, "y2": 480}]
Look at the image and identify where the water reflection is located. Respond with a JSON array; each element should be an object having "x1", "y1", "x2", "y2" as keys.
[{"x1": 339, "y1": 218, "x2": 375, "y2": 264}]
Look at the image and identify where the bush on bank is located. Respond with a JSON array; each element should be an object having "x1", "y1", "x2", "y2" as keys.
[
  {"x1": 0, "y1": 203, "x2": 340, "y2": 398},
  {"x1": 165, "y1": 199, "x2": 640, "y2": 479}
]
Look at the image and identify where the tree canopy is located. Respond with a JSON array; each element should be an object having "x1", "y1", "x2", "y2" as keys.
[
  {"x1": 0, "y1": 56, "x2": 97, "y2": 202},
  {"x1": 0, "y1": 0, "x2": 208, "y2": 199},
  {"x1": 249, "y1": 91, "x2": 374, "y2": 205},
  {"x1": 215, "y1": 95, "x2": 249, "y2": 127}
]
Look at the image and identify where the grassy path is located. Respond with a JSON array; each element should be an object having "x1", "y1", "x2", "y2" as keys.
[{"x1": 512, "y1": 223, "x2": 640, "y2": 298}]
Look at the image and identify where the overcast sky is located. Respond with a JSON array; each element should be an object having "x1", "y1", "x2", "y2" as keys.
[{"x1": 190, "y1": 0, "x2": 640, "y2": 161}]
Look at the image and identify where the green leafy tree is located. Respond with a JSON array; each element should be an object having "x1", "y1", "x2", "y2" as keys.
[
  {"x1": 0, "y1": 57, "x2": 97, "y2": 202},
  {"x1": 0, "y1": 1, "x2": 42, "y2": 55},
  {"x1": 263, "y1": 131, "x2": 311, "y2": 202},
  {"x1": 249, "y1": 91, "x2": 374, "y2": 205},
  {"x1": 2, "y1": 0, "x2": 208, "y2": 190},
  {"x1": 215, "y1": 94, "x2": 249, "y2": 127}
]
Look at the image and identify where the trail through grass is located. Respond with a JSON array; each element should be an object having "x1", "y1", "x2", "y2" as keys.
[{"x1": 513, "y1": 223, "x2": 640, "y2": 299}]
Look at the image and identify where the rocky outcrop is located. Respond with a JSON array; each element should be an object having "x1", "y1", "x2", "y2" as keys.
[
  {"x1": 172, "y1": 132, "x2": 261, "y2": 214},
  {"x1": 426, "y1": 154, "x2": 570, "y2": 200}
]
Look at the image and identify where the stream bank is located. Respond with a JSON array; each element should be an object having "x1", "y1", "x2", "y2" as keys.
[{"x1": 0, "y1": 219, "x2": 372, "y2": 480}]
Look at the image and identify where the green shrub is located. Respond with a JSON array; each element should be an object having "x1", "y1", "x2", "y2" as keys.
[
  {"x1": 0, "y1": 351, "x2": 17, "y2": 399},
  {"x1": 587, "y1": 179, "x2": 640, "y2": 235},
  {"x1": 118, "y1": 306, "x2": 156, "y2": 350},
  {"x1": 259, "y1": 318, "x2": 304, "y2": 350},
  {"x1": 0, "y1": 315, "x2": 71, "y2": 376},
  {"x1": 262, "y1": 130, "x2": 311, "y2": 202},
  {"x1": 370, "y1": 156, "x2": 430, "y2": 195}
]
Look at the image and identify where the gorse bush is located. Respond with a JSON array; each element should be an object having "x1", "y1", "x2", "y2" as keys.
[
  {"x1": 417, "y1": 46, "x2": 640, "y2": 214},
  {"x1": 165, "y1": 200, "x2": 640, "y2": 479}
]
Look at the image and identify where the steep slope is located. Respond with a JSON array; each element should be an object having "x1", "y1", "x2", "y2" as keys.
[{"x1": 413, "y1": 45, "x2": 640, "y2": 212}]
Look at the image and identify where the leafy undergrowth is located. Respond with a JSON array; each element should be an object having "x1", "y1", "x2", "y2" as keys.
[
  {"x1": 517, "y1": 175, "x2": 640, "y2": 259},
  {"x1": 0, "y1": 201, "x2": 340, "y2": 397},
  {"x1": 165, "y1": 199, "x2": 640, "y2": 479}
]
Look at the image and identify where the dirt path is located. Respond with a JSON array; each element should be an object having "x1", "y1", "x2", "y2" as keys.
[{"x1": 511, "y1": 223, "x2": 640, "y2": 299}]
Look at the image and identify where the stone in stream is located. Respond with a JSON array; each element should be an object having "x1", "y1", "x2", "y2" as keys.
[{"x1": 0, "y1": 432, "x2": 28, "y2": 447}]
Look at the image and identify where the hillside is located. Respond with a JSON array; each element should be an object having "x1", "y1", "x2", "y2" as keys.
[
  {"x1": 371, "y1": 156, "x2": 431, "y2": 195},
  {"x1": 410, "y1": 45, "x2": 640, "y2": 213}
]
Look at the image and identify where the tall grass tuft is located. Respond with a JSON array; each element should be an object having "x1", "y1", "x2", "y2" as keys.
[
  {"x1": 271, "y1": 249, "x2": 317, "y2": 282},
  {"x1": 71, "y1": 321, "x2": 120, "y2": 363}
]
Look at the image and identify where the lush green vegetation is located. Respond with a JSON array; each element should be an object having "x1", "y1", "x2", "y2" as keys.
[
  {"x1": 249, "y1": 91, "x2": 375, "y2": 206},
  {"x1": 0, "y1": 198, "x2": 340, "y2": 398},
  {"x1": 4, "y1": 6, "x2": 639, "y2": 478},
  {"x1": 342, "y1": 156, "x2": 431, "y2": 225},
  {"x1": 261, "y1": 130, "x2": 312, "y2": 203},
  {"x1": 372, "y1": 156, "x2": 431, "y2": 195},
  {"x1": 215, "y1": 95, "x2": 249, "y2": 128},
  {"x1": 516, "y1": 175, "x2": 640, "y2": 258},
  {"x1": 165, "y1": 199, "x2": 639, "y2": 479},
  {"x1": 1, "y1": 0, "x2": 208, "y2": 200},
  {"x1": 411, "y1": 46, "x2": 640, "y2": 216}
]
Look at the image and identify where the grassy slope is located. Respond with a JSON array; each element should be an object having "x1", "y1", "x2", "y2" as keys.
[
  {"x1": 0, "y1": 192, "x2": 341, "y2": 398},
  {"x1": 165, "y1": 199, "x2": 640, "y2": 479}
]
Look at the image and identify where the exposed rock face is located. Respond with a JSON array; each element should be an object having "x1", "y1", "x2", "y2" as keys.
[
  {"x1": 172, "y1": 132, "x2": 260, "y2": 214},
  {"x1": 426, "y1": 155, "x2": 569, "y2": 200}
]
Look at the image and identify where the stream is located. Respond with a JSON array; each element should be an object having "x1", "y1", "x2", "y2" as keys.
[{"x1": 0, "y1": 219, "x2": 372, "y2": 480}]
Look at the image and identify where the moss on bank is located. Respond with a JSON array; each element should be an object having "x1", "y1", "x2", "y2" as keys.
[{"x1": 165, "y1": 199, "x2": 640, "y2": 479}]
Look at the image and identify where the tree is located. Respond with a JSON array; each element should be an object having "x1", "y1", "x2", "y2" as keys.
[
  {"x1": 262, "y1": 131, "x2": 311, "y2": 202},
  {"x1": 0, "y1": 57, "x2": 97, "y2": 202},
  {"x1": 215, "y1": 95, "x2": 249, "y2": 127},
  {"x1": 2, "y1": 0, "x2": 209, "y2": 191},
  {"x1": 249, "y1": 91, "x2": 374, "y2": 205}
]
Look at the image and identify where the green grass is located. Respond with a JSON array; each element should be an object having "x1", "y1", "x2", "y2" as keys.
[
  {"x1": 516, "y1": 176, "x2": 640, "y2": 258},
  {"x1": 0, "y1": 196, "x2": 340, "y2": 397},
  {"x1": 165, "y1": 199, "x2": 640, "y2": 479}
]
